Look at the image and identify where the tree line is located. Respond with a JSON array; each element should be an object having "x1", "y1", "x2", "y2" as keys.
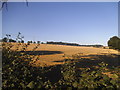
[
  {"x1": 2, "y1": 33, "x2": 120, "y2": 50},
  {"x1": 1, "y1": 32, "x2": 42, "y2": 44},
  {"x1": 1, "y1": 32, "x2": 103, "y2": 47},
  {"x1": 47, "y1": 41, "x2": 103, "y2": 47}
]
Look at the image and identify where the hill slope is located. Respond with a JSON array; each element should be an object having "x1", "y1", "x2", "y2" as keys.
[{"x1": 10, "y1": 43, "x2": 118, "y2": 67}]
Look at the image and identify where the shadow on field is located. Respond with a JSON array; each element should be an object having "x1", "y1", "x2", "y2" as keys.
[
  {"x1": 35, "y1": 54, "x2": 120, "y2": 83},
  {"x1": 44, "y1": 54, "x2": 119, "y2": 83},
  {"x1": 53, "y1": 54, "x2": 119, "y2": 68},
  {"x1": 74, "y1": 54, "x2": 119, "y2": 68},
  {"x1": 19, "y1": 50, "x2": 63, "y2": 55},
  {"x1": 44, "y1": 65, "x2": 62, "y2": 83}
]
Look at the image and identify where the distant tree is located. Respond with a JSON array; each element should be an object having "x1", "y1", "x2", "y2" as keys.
[
  {"x1": 6, "y1": 34, "x2": 11, "y2": 42},
  {"x1": 41, "y1": 42, "x2": 44, "y2": 44},
  {"x1": 30, "y1": 41, "x2": 32, "y2": 43},
  {"x1": 21, "y1": 40, "x2": 24, "y2": 43},
  {"x1": 108, "y1": 36, "x2": 120, "y2": 50},
  {"x1": 9, "y1": 39, "x2": 16, "y2": 42},
  {"x1": 2, "y1": 34, "x2": 16, "y2": 42},
  {"x1": 37, "y1": 41, "x2": 40, "y2": 44},
  {"x1": 18, "y1": 41, "x2": 21, "y2": 43},
  {"x1": 2, "y1": 37, "x2": 7, "y2": 42},
  {"x1": 33, "y1": 41, "x2": 36, "y2": 44},
  {"x1": 27, "y1": 41, "x2": 31, "y2": 45},
  {"x1": 16, "y1": 32, "x2": 24, "y2": 43},
  {"x1": 0, "y1": 39, "x2": 2, "y2": 42},
  {"x1": 46, "y1": 41, "x2": 103, "y2": 47}
]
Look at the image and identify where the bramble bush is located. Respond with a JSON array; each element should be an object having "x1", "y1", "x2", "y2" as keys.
[
  {"x1": 56, "y1": 60, "x2": 120, "y2": 89},
  {"x1": 2, "y1": 42, "x2": 120, "y2": 89},
  {"x1": 2, "y1": 42, "x2": 45, "y2": 89}
]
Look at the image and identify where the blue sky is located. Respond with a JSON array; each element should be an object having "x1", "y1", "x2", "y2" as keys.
[{"x1": 2, "y1": 2, "x2": 118, "y2": 46}]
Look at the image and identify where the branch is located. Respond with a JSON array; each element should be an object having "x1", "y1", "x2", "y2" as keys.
[
  {"x1": 0, "y1": 0, "x2": 28, "y2": 11},
  {"x1": 0, "y1": 2, "x2": 8, "y2": 11},
  {"x1": 26, "y1": 0, "x2": 29, "y2": 7}
]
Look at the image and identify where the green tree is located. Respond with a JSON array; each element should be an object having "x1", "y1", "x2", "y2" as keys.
[
  {"x1": 37, "y1": 41, "x2": 40, "y2": 44},
  {"x1": 21, "y1": 40, "x2": 24, "y2": 43},
  {"x1": 2, "y1": 37, "x2": 7, "y2": 42},
  {"x1": 2, "y1": 34, "x2": 16, "y2": 42},
  {"x1": 108, "y1": 36, "x2": 120, "y2": 50},
  {"x1": 9, "y1": 39, "x2": 16, "y2": 42},
  {"x1": 16, "y1": 32, "x2": 24, "y2": 43}
]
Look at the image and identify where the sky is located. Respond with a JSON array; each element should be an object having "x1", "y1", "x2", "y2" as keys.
[{"x1": 2, "y1": 2, "x2": 118, "y2": 46}]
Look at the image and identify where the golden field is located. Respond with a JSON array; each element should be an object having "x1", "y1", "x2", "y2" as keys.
[{"x1": 10, "y1": 43, "x2": 119, "y2": 67}]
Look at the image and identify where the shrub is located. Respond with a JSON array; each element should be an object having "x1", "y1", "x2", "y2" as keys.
[
  {"x1": 37, "y1": 41, "x2": 40, "y2": 44},
  {"x1": 59, "y1": 61, "x2": 120, "y2": 89},
  {"x1": 108, "y1": 36, "x2": 120, "y2": 50},
  {"x1": 2, "y1": 42, "x2": 45, "y2": 89}
]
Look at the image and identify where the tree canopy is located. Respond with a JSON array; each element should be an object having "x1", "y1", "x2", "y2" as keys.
[{"x1": 108, "y1": 36, "x2": 120, "y2": 50}]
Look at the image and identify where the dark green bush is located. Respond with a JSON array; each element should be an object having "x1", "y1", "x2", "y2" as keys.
[
  {"x1": 2, "y1": 42, "x2": 45, "y2": 89},
  {"x1": 57, "y1": 60, "x2": 120, "y2": 89},
  {"x1": 108, "y1": 36, "x2": 120, "y2": 50}
]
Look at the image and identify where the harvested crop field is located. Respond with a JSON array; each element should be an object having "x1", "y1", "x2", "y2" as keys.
[{"x1": 10, "y1": 43, "x2": 119, "y2": 67}]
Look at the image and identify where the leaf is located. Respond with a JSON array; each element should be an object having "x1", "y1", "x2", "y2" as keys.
[
  {"x1": 106, "y1": 85, "x2": 114, "y2": 88},
  {"x1": 72, "y1": 81, "x2": 78, "y2": 88},
  {"x1": 37, "y1": 84, "x2": 42, "y2": 88},
  {"x1": 110, "y1": 80, "x2": 116, "y2": 85},
  {"x1": 111, "y1": 74, "x2": 118, "y2": 79},
  {"x1": 103, "y1": 75, "x2": 110, "y2": 81},
  {"x1": 20, "y1": 82, "x2": 25, "y2": 88},
  {"x1": 27, "y1": 81, "x2": 35, "y2": 89}
]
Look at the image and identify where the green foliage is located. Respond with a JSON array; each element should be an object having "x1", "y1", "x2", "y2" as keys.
[
  {"x1": 47, "y1": 41, "x2": 103, "y2": 47},
  {"x1": 33, "y1": 41, "x2": 36, "y2": 44},
  {"x1": 108, "y1": 36, "x2": 120, "y2": 50},
  {"x1": 60, "y1": 60, "x2": 78, "y2": 87},
  {"x1": 58, "y1": 61, "x2": 120, "y2": 89},
  {"x1": 2, "y1": 42, "x2": 45, "y2": 89},
  {"x1": 1, "y1": 37, "x2": 7, "y2": 42},
  {"x1": 37, "y1": 41, "x2": 40, "y2": 44},
  {"x1": 2, "y1": 32, "x2": 25, "y2": 43},
  {"x1": 27, "y1": 41, "x2": 33, "y2": 44},
  {"x1": 16, "y1": 32, "x2": 24, "y2": 43},
  {"x1": 2, "y1": 34, "x2": 16, "y2": 43}
]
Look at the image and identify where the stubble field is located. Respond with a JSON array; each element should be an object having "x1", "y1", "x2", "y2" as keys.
[{"x1": 11, "y1": 43, "x2": 119, "y2": 67}]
